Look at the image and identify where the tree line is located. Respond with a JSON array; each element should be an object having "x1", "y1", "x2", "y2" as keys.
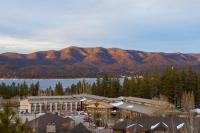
[
  {"x1": 1, "y1": 67, "x2": 200, "y2": 108},
  {"x1": 0, "y1": 81, "x2": 64, "y2": 98},
  {"x1": 0, "y1": 81, "x2": 39, "y2": 98},
  {"x1": 67, "y1": 67, "x2": 200, "y2": 108}
]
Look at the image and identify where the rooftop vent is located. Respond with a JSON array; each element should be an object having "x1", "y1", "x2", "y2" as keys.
[{"x1": 46, "y1": 123, "x2": 56, "y2": 133}]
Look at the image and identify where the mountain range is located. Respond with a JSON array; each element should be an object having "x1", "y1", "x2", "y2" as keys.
[{"x1": 0, "y1": 46, "x2": 200, "y2": 78}]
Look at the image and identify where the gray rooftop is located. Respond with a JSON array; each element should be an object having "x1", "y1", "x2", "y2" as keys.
[
  {"x1": 112, "y1": 102, "x2": 156, "y2": 115},
  {"x1": 29, "y1": 94, "x2": 167, "y2": 104}
]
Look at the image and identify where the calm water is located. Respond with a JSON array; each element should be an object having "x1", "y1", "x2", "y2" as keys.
[{"x1": 0, "y1": 78, "x2": 96, "y2": 89}]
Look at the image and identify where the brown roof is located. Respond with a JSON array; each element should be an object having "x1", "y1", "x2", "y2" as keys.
[
  {"x1": 68, "y1": 123, "x2": 92, "y2": 133},
  {"x1": 29, "y1": 113, "x2": 74, "y2": 133},
  {"x1": 113, "y1": 116, "x2": 200, "y2": 132},
  {"x1": 126, "y1": 123, "x2": 146, "y2": 132},
  {"x1": 150, "y1": 122, "x2": 169, "y2": 131},
  {"x1": 87, "y1": 102, "x2": 113, "y2": 109}
]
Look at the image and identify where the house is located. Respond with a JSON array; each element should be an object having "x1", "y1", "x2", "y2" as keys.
[
  {"x1": 29, "y1": 113, "x2": 75, "y2": 133},
  {"x1": 113, "y1": 119, "x2": 146, "y2": 133},
  {"x1": 127, "y1": 124, "x2": 146, "y2": 133},
  {"x1": 86, "y1": 101, "x2": 113, "y2": 127},
  {"x1": 68, "y1": 123, "x2": 92, "y2": 133},
  {"x1": 113, "y1": 115, "x2": 200, "y2": 133},
  {"x1": 150, "y1": 122, "x2": 169, "y2": 133}
]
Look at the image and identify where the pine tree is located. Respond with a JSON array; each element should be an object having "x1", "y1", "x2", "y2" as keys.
[
  {"x1": 110, "y1": 78, "x2": 121, "y2": 97},
  {"x1": 91, "y1": 83, "x2": 97, "y2": 95},
  {"x1": 55, "y1": 82, "x2": 64, "y2": 95},
  {"x1": 0, "y1": 104, "x2": 33, "y2": 133},
  {"x1": 101, "y1": 75, "x2": 109, "y2": 97},
  {"x1": 196, "y1": 75, "x2": 200, "y2": 106},
  {"x1": 150, "y1": 68, "x2": 160, "y2": 98},
  {"x1": 96, "y1": 77, "x2": 102, "y2": 96},
  {"x1": 140, "y1": 74, "x2": 151, "y2": 98},
  {"x1": 122, "y1": 77, "x2": 130, "y2": 96},
  {"x1": 129, "y1": 77, "x2": 137, "y2": 97}
]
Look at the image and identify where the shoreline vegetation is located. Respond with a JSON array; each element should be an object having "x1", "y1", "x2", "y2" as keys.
[
  {"x1": 0, "y1": 77, "x2": 98, "y2": 80},
  {"x1": 0, "y1": 67, "x2": 200, "y2": 110},
  {"x1": 0, "y1": 67, "x2": 199, "y2": 133}
]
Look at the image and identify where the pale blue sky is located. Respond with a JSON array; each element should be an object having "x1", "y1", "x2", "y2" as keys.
[{"x1": 0, "y1": 0, "x2": 200, "y2": 53}]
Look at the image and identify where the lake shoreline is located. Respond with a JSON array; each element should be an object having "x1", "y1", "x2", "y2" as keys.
[
  {"x1": 0, "y1": 77, "x2": 97, "y2": 80},
  {"x1": 0, "y1": 78, "x2": 98, "y2": 89},
  {"x1": 0, "y1": 78, "x2": 124, "y2": 89}
]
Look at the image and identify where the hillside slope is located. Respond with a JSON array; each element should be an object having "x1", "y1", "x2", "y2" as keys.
[{"x1": 0, "y1": 46, "x2": 200, "y2": 78}]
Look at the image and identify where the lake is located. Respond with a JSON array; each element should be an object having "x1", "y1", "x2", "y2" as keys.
[{"x1": 0, "y1": 78, "x2": 97, "y2": 89}]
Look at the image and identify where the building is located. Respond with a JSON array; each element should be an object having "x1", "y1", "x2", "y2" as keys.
[
  {"x1": 20, "y1": 94, "x2": 173, "y2": 128},
  {"x1": 28, "y1": 113, "x2": 75, "y2": 133},
  {"x1": 20, "y1": 99, "x2": 31, "y2": 113},
  {"x1": 113, "y1": 115, "x2": 200, "y2": 133},
  {"x1": 113, "y1": 119, "x2": 145, "y2": 133},
  {"x1": 68, "y1": 123, "x2": 92, "y2": 133},
  {"x1": 20, "y1": 94, "x2": 172, "y2": 115},
  {"x1": 0, "y1": 96, "x2": 20, "y2": 108},
  {"x1": 86, "y1": 101, "x2": 114, "y2": 127},
  {"x1": 20, "y1": 95, "x2": 88, "y2": 114}
]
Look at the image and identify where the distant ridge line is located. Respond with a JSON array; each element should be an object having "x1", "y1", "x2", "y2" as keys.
[{"x1": 0, "y1": 46, "x2": 199, "y2": 78}]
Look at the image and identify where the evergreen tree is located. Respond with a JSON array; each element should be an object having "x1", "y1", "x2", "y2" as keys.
[
  {"x1": 129, "y1": 77, "x2": 137, "y2": 97},
  {"x1": 196, "y1": 75, "x2": 200, "y2": 106},
  {"x1": 101, "y1": 75, "x2": 109, "y2": 96},
  {"x1": 140, "y1": 74, "x2": 151, "y2": 98},
  {"x1": 110, "y1": 78, "x2": 120, "y2": 97},
  {"x1": 29, "y1": 82, "x2": 40, "y2": 96},
  {"x1": 55, "y1": 82, "x2": 64, "y2": 95},
  {"x1": 0, "y1": 104, "x2": 33, "y2": 133},
  {"x1": 96, "y1": 77, "x2": 102, "y2": 96},
  {"x1": 122, "y1": 77, "x2": 130, "y2": 96},
  {"x1": 149, "y1": 68, "x2": 161, "y2": 97},
  {"x1": 160, "y1": 67, "x2": 183, "y2": 106},
  {"x1": 91, "y1": 83, "x2": 97, "y2": 95}
]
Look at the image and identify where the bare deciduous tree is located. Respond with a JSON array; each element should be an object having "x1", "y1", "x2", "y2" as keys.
[{"x1": 181, "y1": 91, "x2": 195, "y2": 112}]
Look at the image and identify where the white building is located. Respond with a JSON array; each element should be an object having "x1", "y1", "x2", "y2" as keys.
[
  {"x1": 20, "y1": 95, "x2": 88, "y2": 114},
  {"x1": 20, "y1": 94, "x2": 172, "y2": 115}
]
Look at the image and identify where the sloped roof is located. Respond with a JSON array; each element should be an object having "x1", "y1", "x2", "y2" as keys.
[
  {"x1": 28, "y1": 94, "x2": 169, "y2": 107},
  {"x1": 113, "y1": 119, "x2": 135, "y2": 130},
  {"x1": 126, "y1": 123, "x2": 146, "y2": 132},
  {"x1": 68, "y1": 123, "x2": 92, "y2": 133},
  {"x1": 132, "y1": 116, "x2": 188, "y2": 131},
  {"x1": 87, "y1": 102, "x2": 113, "y2": 109},
  {"x1": 29, "y1": 113, "x2": 74, "y2": 133},
  {"x1": 151, "y1": 122, "x2": 168, "y2": 131},
  {"x1": 125, "y1": 96, "x2": 168, "y2": 106},
  {"x1": 111, "y1": 102, "x2": 155, "y2": 115},
  {"x1": 113, "y1": 116, "x2": 200, "y2": 132}
]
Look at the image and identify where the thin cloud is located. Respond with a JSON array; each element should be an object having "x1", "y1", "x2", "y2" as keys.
[
  {"x1": 0, "y1": 35, "x2": 67, "y2": 53},
  {"x1": 0, "y1": 0, "x2": 199, "y2": 52}
]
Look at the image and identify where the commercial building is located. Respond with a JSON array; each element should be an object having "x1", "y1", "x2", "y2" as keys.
[
  {"x1": 20, "y1": 94, "x2": 173, "y2": 127},
  {"x1": 20, "y1": 95, "x2": 87, "y2": 114}
]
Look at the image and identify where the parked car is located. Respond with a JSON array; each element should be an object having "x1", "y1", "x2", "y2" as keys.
[{"x1": 84, "y1": 116, "x2": 91, "y2": 122}]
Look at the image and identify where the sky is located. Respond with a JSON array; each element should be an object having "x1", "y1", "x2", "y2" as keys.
[{"x1": 0, "y1": 0, "x2": 200, "y2": 53}]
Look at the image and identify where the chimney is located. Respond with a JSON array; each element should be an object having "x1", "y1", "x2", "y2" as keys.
[{"x1": 46, "y1": 123, "x2": 56, "y2": 133}]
